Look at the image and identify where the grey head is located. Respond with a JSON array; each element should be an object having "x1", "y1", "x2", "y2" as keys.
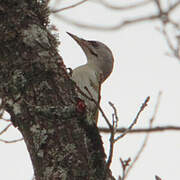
[{"x1": 67, "y1": 32, "x2": 114, "y2": 82}]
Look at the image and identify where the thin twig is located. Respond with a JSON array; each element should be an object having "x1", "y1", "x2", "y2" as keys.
[
  {"x1": 124, "y1": 135, "x2": 149, "y2": 179},
  {"x1": 1, "y1": 118, "x2": 11, "y2": 122},
  {"x1": 162, "y1": 26, "x2": 179, "y2": 58},
  {"x1": 79, "y1": 84, "x2": 118, "y2": 169},
  {"x1": 84, "y1": 86, "x2": 113, "y2": 129},
  {"x1": 54, "y1": 14, "x2": 160, "y2": 31},
  {"x1": 154, "y1": 0, "x2": 163, "y2": 14},
  {"x1": 106, "y1": 102, "x2": 119, "y2": 169},
  {"x1": 0, "y1": 138, "x2": 23, "y2": 143},
  {"x1": 124, "y1": 92, "x2": 162, "y2": 179},
  {"x1": 114, "y1": 96, "x2": 150, "y2": 142},
  {"x1": 168, "y1": 1, "x2": 180, "y2": 13},
  {"x1": 71, "y1": 76, "x2": 113, "y2": 129},
  {"x1": 109, "y1": 102, "x2": 119, "y2": 133},
  {"x1": 0, "y1": 109, "x2": 5, "y2": 119},
  {"x1": 0, "y1": 124, "x2": 12, "y2": 135},
  {"x1": 99, "y1": 125, "x2": 180, "y2": 133},
  {"x1": 120, "y1": 158, "x2": 131, "y2": 180},
  {"x1": 94, "y1": 0, "x2": 152, "y2": 11},
  {"x1": 51, "y1": 0, "x2": 88, "y2": 13}
]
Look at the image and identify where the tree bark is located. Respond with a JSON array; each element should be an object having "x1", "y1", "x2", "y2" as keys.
[{"x1": 0, "y1": 1, "x2": 113, "y2": 179}]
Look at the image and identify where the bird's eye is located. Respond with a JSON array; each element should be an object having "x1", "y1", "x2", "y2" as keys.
[{"x1": 89, "y1": 41, "x2": 99, "y2": 48}]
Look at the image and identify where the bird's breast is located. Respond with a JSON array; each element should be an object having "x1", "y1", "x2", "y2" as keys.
[{"x1": 71, "y1": 65, "x2": 101, "y2": 110}]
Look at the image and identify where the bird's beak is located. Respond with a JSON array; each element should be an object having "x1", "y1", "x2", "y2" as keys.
[{"x1": 67, "y1": 32, "x2": 90, "y2": 53}]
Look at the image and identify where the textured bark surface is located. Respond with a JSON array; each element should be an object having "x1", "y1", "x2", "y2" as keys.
[{"x1": 0, "y1": 0, "x2": 113, "y2": 180}]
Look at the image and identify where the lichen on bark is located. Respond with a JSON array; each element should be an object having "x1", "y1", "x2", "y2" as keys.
[{"x1": 0, "y1": 0, "x2": 114, "y2": 179}]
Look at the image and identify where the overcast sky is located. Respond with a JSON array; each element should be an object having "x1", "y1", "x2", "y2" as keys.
[{"x1": 0, "y1": 1, "x2": 180, "y2": 180}]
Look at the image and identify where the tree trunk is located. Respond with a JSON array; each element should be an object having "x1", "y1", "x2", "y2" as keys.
[{"x1": 0, "y1": 1, "x2": 114, "y2": 179}]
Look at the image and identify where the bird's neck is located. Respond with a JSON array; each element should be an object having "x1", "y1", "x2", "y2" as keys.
[
  {"x1": 83, "y1": 62, "x2": 103, "y2": 82},
  {"x1": 86, "y1": 54, "x2": 113, "y2": 82}
]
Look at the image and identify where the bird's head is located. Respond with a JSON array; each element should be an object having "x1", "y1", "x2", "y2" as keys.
[{"x1": 67, "y1": 32, "x2": 114, "y2": 82}]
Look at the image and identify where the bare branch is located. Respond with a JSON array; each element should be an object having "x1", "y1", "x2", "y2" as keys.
[
  {"x1": 0, "y1": 124, "x2": 12, "y2": 135},
  {"x1": 120, "y1": 158, "x2": 131, "y2": 180},
  {"x1": 94, "y1": 0, "x2": 153, "y2": 11},
  {"x1": 99, "y1": 125, "x2": 180, "y2": 134},
  {"x1": 51, "y1": 0, "x2": 88, "y2": 13},
  {"x1": 124, "y1": 92, "x2": 162, "y2": 179},
  {"x1": 125, "y1": 135, "x2": 149, "y2": 179},
  {"x1": 84, "y1": 86, "x2": 113, "y2": 129},
  {"x1": 161, "y1": 26, "x2": 179, "y2": 58},
  {"x1": 1, "y1": 117, "x2": 11, "y2": 122},
  {"x1": 153, "y1": 0, "x2": 169, "y2": 24},
  {"x1": 109, "y1": 102, "x2": 119, "y2": 133},
  {"x1": 149, "y1": 91, "x2": 162, "y2": 123},
  {"x1": 151, "y1": 1, "x2": 180, "y2": 61},
  {"x1": 114, "y1": 96, "x2": 150, "y2": 142},
  {"x1": 54, "y1": 14, "x2": 160, "y2": 31},
  {"x1": 154, "y1": 0, "x2": 163, "y2": 14},
  {"x1": 99, "y1": 93, "x2": 167, "y2": 135},
  {"x1": 0, "y1": 138, "x2": 23, "y2": 143},
  {"x1": 106, "y1": 102, "x2": 119, "y2": 169},
  {"x1": 168, "y1": 1, "x2": 180, "y2": 13}
]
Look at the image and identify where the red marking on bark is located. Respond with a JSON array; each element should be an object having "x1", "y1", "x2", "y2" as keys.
[{"x1": 76, "y1": 100, "x2": 86, "y2": 113}]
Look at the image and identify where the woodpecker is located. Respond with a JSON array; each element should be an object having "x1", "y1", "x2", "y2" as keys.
[{"x1": 67, "y1": 32, "x2": 114, "y2": 124}]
